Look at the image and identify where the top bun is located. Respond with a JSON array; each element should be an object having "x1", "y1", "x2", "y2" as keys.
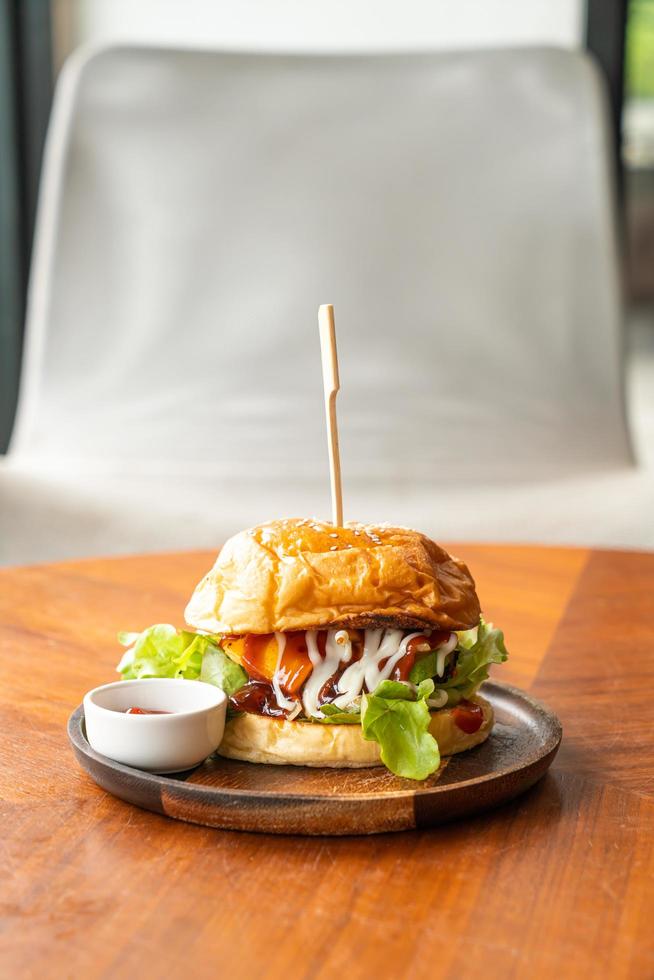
[{"x1": 184, "y1": 518, "x2": 481, "y2": 635}]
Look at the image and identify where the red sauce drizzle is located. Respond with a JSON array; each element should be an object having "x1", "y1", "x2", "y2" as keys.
[
  {"x1": 452, "y1": 699, "x2": 484, "y2": 734},
  {"x1": 390, "y1": 631, "x2": 454, "y2": 682},
  {"x1": 389, "y1": 634, "x2": 425, "y2": 681},
  {"x1": 124, "y1": 707, "x2": 172, "y2": 715}
]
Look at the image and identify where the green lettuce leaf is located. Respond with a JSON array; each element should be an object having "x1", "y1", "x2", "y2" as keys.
[
  {"x1": 409, "y1": 647, "x2": 453, "y2": 685},
  {"x1": 361, "y1": 679, "x2": 440, "y2": 780},
  {"x1": 408, "y1": 618, "x2": 508, "y2": 705},
  {"x1": 116, "y1": 625, "x2": 247, "y2": 696},
  {"x1": 314, "y1": 703, "x2": 362, "y2": 724},
  {"x1": 372, "y1": 680, "x2": 415, "y2": 700},
  {"x1": 117, "y1": 630, "x2": 142, "y2": 647},
  {"x1": 416, "y1": 678, "x2": 436, "y2": 700},
  {"x1": 446, "y1": 618, "x2": 508, "y2": 699},
  {"x1": 117, "y1": 624, "x2": 208, "y2": 680},
  {"x1": 314, "y1": 682, "x2": 435, "y2": 729},
  {"x1": 456, "y1": 623, "x2": 480, "y2": 650},
  {"x1": 200, "y1": 646, "x2": 248, "y2": 695}
]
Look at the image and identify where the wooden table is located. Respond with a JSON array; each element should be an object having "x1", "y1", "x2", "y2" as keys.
[{"x1": 1, "y1": 545, "x2": 653, "y2": 978}]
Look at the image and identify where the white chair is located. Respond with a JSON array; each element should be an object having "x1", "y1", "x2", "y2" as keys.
[{"x1": 2, "y1": 45, "x2": 650, "y2": 564}]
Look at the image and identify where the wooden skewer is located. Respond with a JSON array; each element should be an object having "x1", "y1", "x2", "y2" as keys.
[{"x1": 318, "y1": 304, "x2": 343, "y2": 527}]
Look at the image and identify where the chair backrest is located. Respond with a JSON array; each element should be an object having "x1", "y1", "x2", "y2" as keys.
[{"x1": 12, "y1": 45, "x2": 632, "y2": 488}]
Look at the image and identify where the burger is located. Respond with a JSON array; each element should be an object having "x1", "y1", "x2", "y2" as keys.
[{"x1": 117, "y1": 518, "x2": 508, "y2": 780}]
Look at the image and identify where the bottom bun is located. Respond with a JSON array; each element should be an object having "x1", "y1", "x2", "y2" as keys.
[{"x1": 217, "y1": 695, "x2": 493, "y2": 768}]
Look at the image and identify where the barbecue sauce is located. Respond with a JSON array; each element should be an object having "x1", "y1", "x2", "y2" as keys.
[{"x1": 230, "y1": 681, "x2": 296, "y2": 718}]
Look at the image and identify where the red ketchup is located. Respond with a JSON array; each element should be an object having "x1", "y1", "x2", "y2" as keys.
[
  {"x1": 391, "y1": 634, "x2": 428, "y2": 681},
  {"x1": 391, "y1": 631, "x2": 453, "y2": 682},
  {"x1": 124, "y1": 707, "x2": 172, "y2": 715},
  {"x1": 452, "y1": 699, "x2": 484, "y2": 734}
]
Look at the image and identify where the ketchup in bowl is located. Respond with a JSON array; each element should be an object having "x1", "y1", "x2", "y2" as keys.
[
  {"x1": 84, "y1": 677, "x2": 227, "y2": 772},
  {"x1": 124, "y1": 707, "x2": 172, "y2": 715}
]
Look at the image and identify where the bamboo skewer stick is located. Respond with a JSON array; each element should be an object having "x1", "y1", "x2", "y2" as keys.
[{"x1": 318, "y1": 304, "x2": 343, "y2": 527}]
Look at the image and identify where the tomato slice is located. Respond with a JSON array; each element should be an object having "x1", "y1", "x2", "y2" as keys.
[{"x1": 452, "y1": 699, "x2": 484, "y2": 734}]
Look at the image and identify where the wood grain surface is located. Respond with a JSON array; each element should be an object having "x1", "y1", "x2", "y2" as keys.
[
  {"x1": 67, "y1": 682, "x2": 561, "y2": 834},
  {"x1": 1, "y1": 544, "x2": 653, "y2": 978}
]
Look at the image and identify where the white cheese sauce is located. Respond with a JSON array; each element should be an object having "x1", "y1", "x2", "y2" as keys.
[
  {"x1": 435, "y1": 633, "x2": 458, "y2": 675},
  {"x1": 332, "y1": 629, "x2": 425, "y2": 709},
  {"x1": 277, "y1": 627, "x2": 456, "y2": 717},
  {"x1": 427, "y1": 690, "x2": 449, "y2": 709},
  {"x1": 301, "y1": 629, "x2": 352, "y2": 718},
  {"x1": 272, "y1": 632, "x2": 297, "y2": 712}
]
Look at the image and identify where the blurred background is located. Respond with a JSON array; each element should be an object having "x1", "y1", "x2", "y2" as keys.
[{"x1": 1, "y1": 0, "x2": 653, "y2": 562}]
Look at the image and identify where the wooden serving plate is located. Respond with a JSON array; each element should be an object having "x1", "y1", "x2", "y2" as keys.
[{"x1": 68, "y1": 682, "x2": 561, "y2": 835}]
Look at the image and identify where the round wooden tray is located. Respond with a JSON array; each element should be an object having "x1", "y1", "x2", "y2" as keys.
[{"x1": 68, "y1": 682, "x2": 561, "y2": 835}]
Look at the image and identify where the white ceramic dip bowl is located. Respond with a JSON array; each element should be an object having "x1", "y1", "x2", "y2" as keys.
[{"x1": 83, "y1": 678, "x2": 227, "y2": 773}]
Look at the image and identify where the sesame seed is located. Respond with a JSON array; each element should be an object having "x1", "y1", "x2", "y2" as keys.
[
  {"x1": 329, "y1": 533, "x2": 338, "y2": 538},
  {"x1": 330, "y1": 545, "x2": 338, "y2": 551}
]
